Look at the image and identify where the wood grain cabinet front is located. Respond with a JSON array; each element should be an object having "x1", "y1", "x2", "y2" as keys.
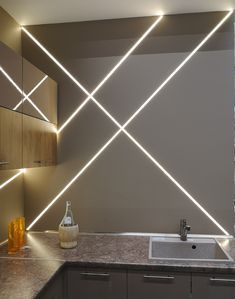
[
  {"x1": 128, "y1": 270, "x2": 191, "y2": 299},
  {"x1": 192, "y1": 273, "x2": 235, "y2": 299},
  {"x1": 23, "y1": 114, "x2": 57, "y2": 168},
  {"x1": 66, "y1": 267, "x2": 127, "y2": 299},
  {"x1": 0, "y1": 107, "x2": 22, "y2": 170}
]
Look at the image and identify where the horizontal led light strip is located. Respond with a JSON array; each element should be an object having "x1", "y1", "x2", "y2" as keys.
[
  {"x1": 21, "y1": 15, "x2": 163, "y2": 133},
  {"x1": 13, "y1": 75, "x2": 48, "y2": 110},
  {"x1": 0, "y1": 169, "x2": 25, "y2": 190},
  {"x1": 26, "y1": 11, "x2": 232, "y2": 234},
  {"x1": 0, "y1": 67, "x2": 49, "y2": 122}
]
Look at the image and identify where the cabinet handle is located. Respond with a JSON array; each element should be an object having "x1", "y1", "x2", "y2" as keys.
[
  {"x1": 0, "y1": 161, "x2": 9, "y2": 165},
  {"x1": 144, "y1": 275, "x2": 175, "y2": 281},
  {"x1": 80, "y1": 272, "x2": 110, "y2": 279},
  {"x1": 210, "y1": 278, "x2": 235, "y2": 283},
  {"x1": 33, "y1": 160, "x2": 42, "y2": 164}
]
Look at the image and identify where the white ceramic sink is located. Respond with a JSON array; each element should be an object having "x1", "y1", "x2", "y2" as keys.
[{"x1": 149, "y1": 236, "x2": 233, "y2": 262}]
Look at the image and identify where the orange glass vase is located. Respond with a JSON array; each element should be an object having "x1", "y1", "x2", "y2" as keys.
[{"x1": 8, "y1": 217, "x2": 25, "y2": 254}]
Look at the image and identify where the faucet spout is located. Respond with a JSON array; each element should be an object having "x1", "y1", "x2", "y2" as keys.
[{"x1": 179, "y1": 219, "x2": 191, "y2": 241}]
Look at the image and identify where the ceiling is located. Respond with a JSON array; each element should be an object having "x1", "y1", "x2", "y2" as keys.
[{"x1": 0, "y1": 0, "x2": 234, "y2": 25}]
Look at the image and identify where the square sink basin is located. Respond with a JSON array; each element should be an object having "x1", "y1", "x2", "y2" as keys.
[{"x1": 149, "y1": 236, "x2": 233, "y2": 262}]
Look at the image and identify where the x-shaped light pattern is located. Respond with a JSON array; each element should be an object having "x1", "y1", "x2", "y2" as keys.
[
  {"x1": 0, "y1": 66, "x2": 49, "y2": 121},
  {"x1": 24, "y1": 11, "x2": 233, "y2": 234},
  {"x1": 0, "y1": 67, "x2": 47, "y2": 190}
]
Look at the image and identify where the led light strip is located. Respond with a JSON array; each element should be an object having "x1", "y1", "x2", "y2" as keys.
[
  {"x1": 13, "y1": 75, "x2": 48, "y2": 110},
  {"x1": 0, "y1": 67, "x2": 49, "y2": 121},
  {"x1": 26, "y1": 11, "x2": 232, "y2": 234},
  {"x1": 0, "y1": 169, "x2": 26, "y2": 190},
  {"x1": 21, "y1": 15, "x2": 163, "y2": 133},
  {"x1": 0, "y1": 239, "x2": 8, "y2": 246}
]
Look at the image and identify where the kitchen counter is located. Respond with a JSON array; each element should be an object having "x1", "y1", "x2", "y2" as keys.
[{"x1": 1, "y1": 232, "x2": 235, "y2": 298}]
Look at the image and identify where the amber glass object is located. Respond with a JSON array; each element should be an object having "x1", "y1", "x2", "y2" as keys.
[{"x1": 8, "y1": 217, "x2": 25, "y2": 254}]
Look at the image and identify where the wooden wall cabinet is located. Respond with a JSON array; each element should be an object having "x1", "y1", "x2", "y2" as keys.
[
  {"x1": 0, "y1": 107, "x2": 22, "y2": 170},
  {"x1": 0, "y1": 41, "x2": 57, "y2": 170},
  {"x1": 22, "y1": 58, "x2": 57, "y2": 124},
  {"x1": 0, "y1": 42, "x2": 23, "y2": 112},
  {"x1": 23, "y1": 114, "x2": 57, "y2": 168}
]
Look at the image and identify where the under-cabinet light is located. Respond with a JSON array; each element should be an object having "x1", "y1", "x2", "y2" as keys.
[
  {"x1": 21, "y1": 16, "x2": 163, "y2": 133},
  {"x1": 26, "y1": 11, "x2": 232, "y2": 235},
  {"x1": 0, "y1": 67, "x2": 49, "y2": 121},
  {"x1": 0, "y1": 169, "x2": 25, "y2": 190}
]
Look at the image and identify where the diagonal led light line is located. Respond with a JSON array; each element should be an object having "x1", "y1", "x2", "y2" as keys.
[
  {"x1": 0, "y1": 169, "x2": 26, "y2": 190},
  {"x1": 21, "y1": 15, "x2": 163, "y2": 133},
  {"x1": 123, "y1": 10, "x2": 234, "y2": 129},
  {"x1": 0, "y1": 67, "x2": 49, "y2": 121},
  {"x1": 13, "y1": 75, "x2": 48, "y2": 110},
  {"x1": 26, "y1": 10, "x2": 232, "y2": 234}
]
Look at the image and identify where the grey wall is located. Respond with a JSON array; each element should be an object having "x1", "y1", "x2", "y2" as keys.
[
  {"x1": 0, "y1": 7, "x2": 24, "y2": 242},
  {"x1": 22, "y1": 11, "x2": 234, "y2": 235}
]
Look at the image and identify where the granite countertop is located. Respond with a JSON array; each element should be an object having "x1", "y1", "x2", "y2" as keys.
[{"x1": 1, "y1": 232, "x2": 235, "y2": 299}]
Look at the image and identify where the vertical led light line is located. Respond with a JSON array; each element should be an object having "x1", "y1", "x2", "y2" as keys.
[
  {"x1": 26, "y1": 11, "x2": 232, "y2": 235},
  {"x1": 0, "y1": 67, "x2": 49, "y2": 121},
  {"x1": 21, "y1": 15, "x2": 163, "y2": 133},
  {"x1": 0, "y1": 169, "x2": 26, "y2": 190}
]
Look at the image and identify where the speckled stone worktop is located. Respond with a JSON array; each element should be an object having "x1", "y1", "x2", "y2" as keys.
[{"x1": 1, "y1": 232, "x2": 235, "y2": 299}]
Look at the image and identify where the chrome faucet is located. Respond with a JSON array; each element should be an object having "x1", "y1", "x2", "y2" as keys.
[{"x1": 180, "y1": 219, "x2": 191, "y2": 241}]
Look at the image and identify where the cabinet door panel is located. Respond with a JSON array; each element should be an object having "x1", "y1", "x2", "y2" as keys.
[
  {"x1": 39, "y1": 272, "x2": 64, "y2": 299},
  {"x1": 0, "y1": 42, "x2": 23, "y2": 112},
  {"x1": 23, "y1": 114, "x2": 57, "y2": 168},
  {"x1": 192, "y1": 273, "x2": 235, "y2": 299},
  {"x1": 22, "y1": 58, "x2": 57, "y2": 124},
  {"x1": 128, "y1": 271, "x2": 190, "y2": 299},
  {"x1": 0, "y1": 107, "x2": 22, "y2": 170},
  {"x1": 67, "y1": 267, "x2": 127, "y2": 299}
]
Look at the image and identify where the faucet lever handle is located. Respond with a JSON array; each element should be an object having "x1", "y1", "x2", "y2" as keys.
[{"x1": 185, "y1": 225, "x2": 191, "y2": 232}]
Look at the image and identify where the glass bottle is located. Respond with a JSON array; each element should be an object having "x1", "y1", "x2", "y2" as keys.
[
  {"x1": 60, "y1": 201, "x2": 75, "y2": 227},
  {"x1": 59, "y1": 201, "x2": 79, "y2": 249}
]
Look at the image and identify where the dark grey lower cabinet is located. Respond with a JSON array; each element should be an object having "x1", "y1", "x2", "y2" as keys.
[
  {"x1": 38, "y1": 271, "x2": 64, "y2": 299},
  {"x1": 192, "y1": 273, "x2": 235, "y2": 299},
  {"x1": 66, "y1": 267, "x2": 127, "y2": 299},
  {"x1": 128, "y1": 271, "x2": 191, "y2": 299}
]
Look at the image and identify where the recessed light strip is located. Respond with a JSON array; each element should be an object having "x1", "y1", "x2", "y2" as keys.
[
  {"x1": 13, "y1": 75, "x2": 48, "y2": 110},
  {"x1": 0, "y1": 67, "x2": 49, "y2": 122},
  {"x1": 0, "y1": 169, "x2": 26, "y2": 190},
  {"x1": 0, "y1": 239, "x2": 8, "y2": 247},
  {"x1": 21, "y1": 16, "x2": 163, "y2": 133},
  {"x1": 123, "y1": 10, "x2": 233, "y2": 128},
  {"x1": 26, "y1": 11, "x2": 232, "y2": 235},
  {"x1": 0, "y1": 67, "x2": 22, "y2": 93},
  {"x1": 123, "y1": 131, "x2": 230, "y2": 235},
  {"x1": 90, "y1": 10, "x2": 232, "y2": 235}
]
